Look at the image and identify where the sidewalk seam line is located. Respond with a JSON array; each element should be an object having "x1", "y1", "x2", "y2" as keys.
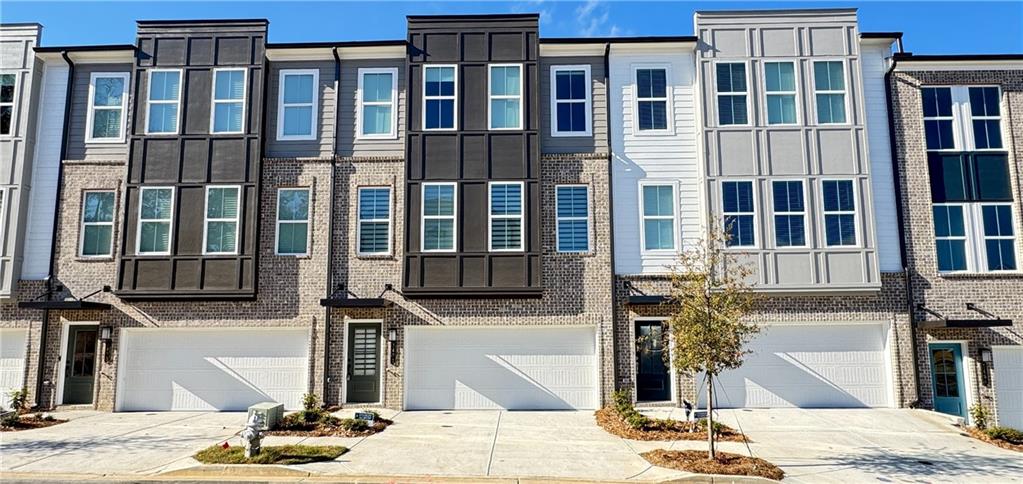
[{"x1": 486, "y1": 411, "x2": 502, "y2": 476}]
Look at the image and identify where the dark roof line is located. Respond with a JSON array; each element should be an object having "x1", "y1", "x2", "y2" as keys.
[
  {"x1": 34, "y1": 44, "x2": 136, "y2": 53},
  {"x1": 136, "y1": 18, "x2": 269, "y2": 25},
  {"x1": 894, "y1": 53, "x2": 1023, "y2": 62},
  {"x1": 407, "y1": 13, "x2": 539, "y2": 20},
  {"x1": 0, "y1": 22, "x2": 43, "y2": 28},
  {"x1": 541, "y1": 35, "x2": 697, "y2": 45},
  {"x1": 267, "y1": 40, "x2": 407, "y2": 49},
  {"x1": 861, "y1": 32, "x2": 903, "y2": 39}
]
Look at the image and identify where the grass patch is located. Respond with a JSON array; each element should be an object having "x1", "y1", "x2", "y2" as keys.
[
  {"x1": 594, "y1": 390, "x2": 747, "y2": 442},
  {"x1": 0, "y1": 414, "x2": 67, "y2": 432},
  {"x1": 966, "y1": 426, "x2": 1023, "y2": 453},
  {"x1": 642, "y1": 449, "x2": 784, "y2": 481},
  {"x1": 194, "y1": 444, "x2": 346, "y2": 465}
]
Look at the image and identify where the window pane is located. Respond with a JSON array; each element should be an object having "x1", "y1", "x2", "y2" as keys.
[
  {"x1": 149, "y1": 71, "x2": 180, "y2": 101},
  {"x1": 558, "y1": 219, "x2": 589, "y2": 252},
  {"x1": 491, "y1": 219, "x2": 522, "y2": 250},
  {"x1": 283, "y1": 106, "x2": 312, "y2": 136},
  {"x1": 424, "y1": 219, "x2": 454, "y2": 250},
  {"x1": 765, "y1": 62, "x2": 795, "y2": 92},
  {"x1": 278, "y1": 190, "x2": 309, "y2": 221},
  {"x1": 363, "y1": 105, "x2": 392, "y2": 135},
  {"x1": 363, "y1": 72, "x2": 393, "y2": 103},
  {"x1": 557, "y1": 186, "x2": 588, "y2": 218},
  {"x1": 817, "y1": 93, "x2": 846, "y2": 123},
  {"x1": 982, "y1": 205, "x2": 1014, "y2": 237},
  {"x1": 716, "y1": 63, "x2": 745, "y2": 93},
  {"x1": 94, "y1": 77, "x2": 124, "y2": 107},
  {"x1": 491, "y1": 99, "x2": 520, "y2": 128},
  {"x1": 424, "y1": 185, "x2": 454, "y2": 216},
  {"x1": 556, "y1": 70, "x2": 586, "y2": 100},
  {"x1": 205, "y1": 221, "x2": 237, "y2": 253},
  {"x1": 214, "y1": 70, "x2": 244, "y2": 100},
  {"x1": 82, "y1": 225, "x2": 113, "y2": 256},
  {"x1": 718, "y1": 95, "x2": 748, "y2": 125},
  {"x1": 0, "y1": 74, "x2": 13, "y2": 102},
  {"x1": 425, "y1": 67, "x2": 455, "y2": 96},
  {"x1": 973, "y1": 119, "x2": 1003, "y2": 150},
  {"x1": 723, "y1": 181, "x2": 753, "y2": 213},
  {"x1": 139, "y1": 222, "x2": 170, "y2": 253},
  {"x1": 207, "y1": 187, "x2": 238, "y2": 219},
  {"x1": 936, "y1": 239, "x2": 967, "y2": 271},
  {"x1": 767, "y1": 94, "x2": 796, "y2": 124},
  {"x1": 141, "y1": 189, "x2": 172, "y2": 219},
  {"x1": 825, "y1": 214, "x2": 856, "y2": 246},
  {"x1": 91, "y1": 108, "x2": 123, "y2": 139},
  {"x1": 638, "y1": 100, "x2": 667, "y2": 130},
  {"x1": 283, "y1": 74, "x2": 314, "y2": 104},
  {"x1": 975, "y1": 154, "x2": 1011, "y2": 201},
  {"x1": 556, "y1": 102, "x2": 587, "y2": 133},
  {"x1": 84, "y1": 192, "x2": 115, "y2": 223},
  {"x1": 775, "y1": 215, "x2": 805, "y2": 247},
  {"x1": 359, "y1": 221, "x2": 389, "y2": 254},
  {"x1": 933, "y1": 206, "x2": 965, "y2": 238},
  {"x1": 823, "y1": 180, "x2": 854, "y2": 212},
  {"x1": 923, "y1": 87, "x2": 953, "y2": 117},
  {"x1": 986, "y1": 239, "x2": 1017, "y2": 271},
  {"x1": 213, "y1": 102, "x2": 243, "y2": 132},
  {"x1": 969, "y1": 87, "x2": 1000, "y2": 117},
  {"x1": 814, "y1": 61, "x2": 844, "y2": 91},
  {"x1": 925, "y1": 119, "x2": 955, "y2": 150},
  {"x1": 359, "y1": 188, "x2": 390, "y2": 220},
  {"x1": 725, "y1": 214, "x2": 754, "y2": 247},
  {"x1": 277, "y1": 222, "x2": 309, "y2": 254},
  {"x1": 643, "y1": 219, "x2": 674, "y2": 250},
  {"x1": 642, "y1": 185, "x2": 673, "y2": 217},
  {"x1": 491, "y1": 66, "x2": 520, "y2": 96},
  {"x1": 148, "y1": 103, "x2": 178, "y2": 133},
  {"x1": 0, "y1": 106, "x2": 10, "y2": 135},
  {"x1": 425, "y1": 99, "x2": 454, "y2": 129},
  {"x1": 491, "y1": 184, "x2": 522, "y2": 216},
  {"x1": 773, "y1": 181, "x2": 803, "y2": 212}
]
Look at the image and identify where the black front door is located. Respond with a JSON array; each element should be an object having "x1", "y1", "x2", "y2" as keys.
[
  {"x1": 346, "y1": 323, "x2": 381, "y2": 403},
  {"x1": 636, "y1": 321, "x2": 670, "y2": 401},
  {"x1": 63, "y1": 325, "x2": 98, "y2": 404}
]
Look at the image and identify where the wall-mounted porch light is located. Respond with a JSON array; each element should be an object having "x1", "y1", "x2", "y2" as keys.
[
  {"x1": 99, "y1": 325, "x2": 113, "y2": 342},
  {"x1": 980, "y1": 347, "x2": 993, "y2": 363},
  {"x1": 388, "y1": 329, "x2": 398, "y2": 366}
]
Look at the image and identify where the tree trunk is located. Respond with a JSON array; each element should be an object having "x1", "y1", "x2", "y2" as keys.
[{"x1": 707, "y1": 373, "x2": 716, "y2": 460}]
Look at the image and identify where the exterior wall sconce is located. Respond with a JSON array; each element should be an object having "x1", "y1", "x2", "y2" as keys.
[
  {"x1": 99, "y1": 326, "x2": 113, "y2": 342},
  {"x1": 388, "y1": 329, "x2": 398, "y2": 366},
  {"x1": 980, "y1": 348, "x2": 993, "y2": 363}
]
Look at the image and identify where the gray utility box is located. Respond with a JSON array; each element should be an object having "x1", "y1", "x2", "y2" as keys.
[{"x1": 247, "y1": 402, "x2": 284, "y2": 430}]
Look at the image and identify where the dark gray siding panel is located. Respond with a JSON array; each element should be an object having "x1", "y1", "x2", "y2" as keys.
[
  {"x1": 539, "y1": 56, "x2": 607, "y2": 154},
  {"x1": 66, "y1": 63, "x2": 133, "y2": 161},
  {"x1": 265, "y1": 60, "x2": 335, "y2": 158},
  {"x1": 337, "y1": 58, "x2": 406, "y2": 158}
]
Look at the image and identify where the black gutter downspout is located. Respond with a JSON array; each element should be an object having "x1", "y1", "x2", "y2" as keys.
[
  {"x1": 602, "y1": 41, "x2": 619, "y2": 401},
  {"x1": 35, "y1": 51, "x2": 75, "y2": 408},
  {"x1": 324, "y1": 46, "x2": 341, "y2": 402}
]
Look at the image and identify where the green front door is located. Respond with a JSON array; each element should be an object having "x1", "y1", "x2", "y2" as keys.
[
  {"x1": 63, "y1": 326, "x2": 98, "y2": 405},
  {"x1": 346, "y1": 323, "x2": 381, "y2": 403},
  {"x1": 929, "y1": 343, "x2": 967, "y2": 418}
]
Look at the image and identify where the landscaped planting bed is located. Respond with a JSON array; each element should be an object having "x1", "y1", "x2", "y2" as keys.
[
  {"x1": 194, "y1": 444, "x2": 346, "y2": 465},
  {"x1": 264, "y1": 394, "x2": 391, "y2": 437},
  {"x1": 642, "y1": 449, "x2": 784, "y2": 481},
  {"x1": 595, "y1": 390, "x2": 746, "y2": 442},
  {"x1": 0, "y1": 413, "x2": 67, "y2": 432},
  {"x1": 966, "y1": 426, "x2": 1023, "y2": 453}
]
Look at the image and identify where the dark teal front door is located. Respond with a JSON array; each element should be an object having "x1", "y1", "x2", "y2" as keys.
[
  {"x1": 636, "y1": 321, "x2": 670, "y2": 401},
  {"x1": 929, "y1": 343, "x2": 967, "y2": 418},
  {"x1": 346, "y1": 323, "x2": 381, "y2": 403},
  {"x1": 63, "y1": 325, "x2": 98, "y2": 405}
]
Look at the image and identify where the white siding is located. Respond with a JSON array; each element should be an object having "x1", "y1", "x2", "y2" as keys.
[
  {"x1": 22, "y1": 62, "x2": 69, "y2": 279},
  {"x1": 861, "y1": 44, "x2": 902, "y2": 272},
  {"x1": 609, "y1": 49, "x2": 701, "y2": 275}
]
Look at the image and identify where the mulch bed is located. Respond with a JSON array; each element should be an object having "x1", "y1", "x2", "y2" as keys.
[
  {"x1": 266, "y1": 417, "x2": 393, "y2": 438},
  {"x1": 594, "y1": 407, "x2": 747, "y2": 442},
  {"x1": 965, "y1": 427, "x2": 1023, "y2": 453},
  {"x1": 195, "y1": 444, "x2": 346, "y2": 465},
  {"x1": 0, "y1": 416, "x2": 67, "y2": 432},
  {"x1": 642, "y1": 449, "x2": 784, "y2": 481}
]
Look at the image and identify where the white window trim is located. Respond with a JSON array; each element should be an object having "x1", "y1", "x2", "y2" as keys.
[
  {"x1": 820, "y1": 178, "x2": 860, "y2": 248},
  {"x1": 969, "y1": 86, "x2": 1005, "y2": 152},
  {"x1": 771, "y1": 179, "x2": 809, "y2": 249},
  {"x1": 84, "y1": 72, "x2": 130, "y2": 144},
  {"x1": 356, "y1": 68, "x2": 398, "y2": 140},
  {"x1": 811, "y1": 59, "x2": 851, "y2": 126},
  {"x1": 713, "y1": 60, "x2": 751, "y2": 127},
  {"x1": 144, "y1": 69, "x2": 183, "y2": 135},
  {"x1": 555, "y1": 184, "x2": 591, "y2": 254},
  {"x1": 638, "y1": 181, "x2": 679, "y2": 254},
  {"x1": 276, "y1": 69, "x2": 319, "y2": 141},
  {"x1": 721, "y1": 179, "x2": 758, "y2": 249},
  {"x1": 275, "y1": 187, "x2": 311, "y2": 256},
  {"x1": 356, "y1": 186, "x2": 393, "y2": 256},
  {"x1": 632, "y1": 64, "x2": 674, "y2": 135},
  {"x1": 977, "y1": 203, "x2": 1018, "y2": 272},
  {"x1": 921, "y1": 86, "x2": 961, "y2": 152},
  {"x1": 136, "y1": 186, "x2": 175, "y2": 255},
  {"x1": 932, "y1": 203, "x2": 973, "y2": 273},
  {"x1": 762, "y1": 60, "x2": 800, "y2": 126},
  {"x1": 202, "y1": 185, "x2": 242, "y2": 256},
  {"x1": 488, "y1": 181, "x2": 525, "y2": 252},
  {"x1": 550, "y1": 65, "x2": 592, "y2": 137},
  {"x1": 422, "y1": 64, "x2": 458, "y2": 131},
  {"x1": 421, "y1": 182, "x2": 457, "y2": 253},
  {"x1": 79, "y1": 190, "x2": 116, "y2": 258},
  {"x1": 488, "y1": 63, "x2": 524, "y2": 131},
  {"x1": 0, "y1": 71, "x2": 18, "y2": 138},
  {"x1": 209, "y1": 68, "x2": 247, "y2": 135}
]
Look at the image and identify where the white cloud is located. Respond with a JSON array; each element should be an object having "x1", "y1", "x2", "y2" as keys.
[{"x1": 574, "y1": 0, "x2": 624, "y2": 37}]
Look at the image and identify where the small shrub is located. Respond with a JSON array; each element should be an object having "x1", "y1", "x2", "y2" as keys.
[
  {"x1": 302, "y1": 393, "x2": 320, "y2": 412},
  {"x1": 697, "y1": 418, "x2": 728, "y2": 435},
  {"x1": 361, "y1": 409, "x2": 381, "y2": 420},
  {"x1": 337, "y1": 418, "x2": 368, "y2": 432},
  {"x1": 985, "y1": 426, "x2": 1023, "y2": 445},
  {"x1": 43, "y1": 414, "x2": 55, "y2": 422},
  {"x1": 970, "y1": 404, "x2": 990, "y2": 430}
]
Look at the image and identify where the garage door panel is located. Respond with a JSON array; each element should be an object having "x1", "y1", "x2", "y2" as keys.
[
  {"x1": 0, "y1": 329, "x2": 28, "y2": 410},
  {"x1": 994, "y1": 347, "x2": 1023, "y2": 430}
]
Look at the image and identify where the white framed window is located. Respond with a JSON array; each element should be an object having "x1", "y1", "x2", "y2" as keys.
[
  {"x1": 813, "y1": 60, "x2": 848, "y2": 124},
  {"x1": 145, "y1": 69, "x2": 182, "y2": 134},
  {"x1": 0, "y1": 73, "x2": 16, "y2": 136},
  {"x1": 357, "y1": 68, "x2": 398, "y2": 139},
  {"x1": 933, "y1": 203, "x2": 969, "y2": 272},
  {"x1": 357, "y1": 186, "x2": 392, "y2": 256},
  {"x1": 639, "y1": 183, "x2": 677, "y2": 252},
  {"x1": 136, "y1": 186, "x2": 174, "y2": 255},
  {"x1": 550, "y1": 65, "x2": 591, "y2": 137},
  {"x1": 489, "y1": 64, "x2": 523, "y2": 130},
  {"x1": 85, "y1": 72, "x2": 129, "y2": 143},
  {"x1": 925, "y1": 86, "x2": 1006, "y2": 152},
  {"x1": 202, "y1": 185, "x2": 241, "y2": 255},
  {"x1": 556, "y1": 185, "x2": 590, "y2": 253},
  {"x1": 932, "y1": 203, "x2": 1018, "y2": 273},
  {"x1": 276, "y1": 188, "x2": 310, "y2": 256},
  {"x1": 772, "y1": 180, "x2": 807, "y2": 248},
  {"x1": 715, "y1": 61, "x2": 748, "y2": 126},
  {"x1": 80, "y1": 190, "x2": 116, "y2": 257},
  {"x1": 489, "y1": 181, "x2": 524, "y2": 251},
  {"x1": 922, "y1": 86, "x2": 957, "y2": 151},
  {"x1": 634, "y1": 65, "x2": 671, "y2": 133},
  {"x1": 763, "y1": 61, "x2": 797, "y2": 125},
  {"x1": 822, "y1": 179, "x2": 858, "y2": 246},
  {"x1": 210, "y1": 68, "x2": 246, "y2": 134},
  {"x1": 979, "y1": 203, "x2": 1016, "y2": 271},
  {"x1": 421, "y1": 182, "x2": 456, "y2": 252},
  {"x1": 969, "y1": 86, "x2": 1004, "y2": 150},
  {"x1": 722, "y1": 180, "x2": 756, "y2": 248},
  {"x1": 277, "y1": 69, "x2": 318, "y2": 140},
  {"x1": 423, "y1": 65, "x2": 457, "y2": 131}
]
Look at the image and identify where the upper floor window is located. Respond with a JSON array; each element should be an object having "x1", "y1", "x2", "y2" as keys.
[
  {"x1": 358, "y1": 187, "x2": 392, "y2": 256},
  {"x1": 551, "y1": 65, "x2": 591, "y2": 136},
  {"x1": 203, "y1": 186, "x2": 240, "y2": 255},
  {"x1": 822, "y1": 180, "x2": 857, "y2": 246},
  {"x1": 276, "y1": 188, "x2": 310, "y2": 256},
  {"x1": 772, "y1": 180, "x2": 806, "y2": 247},
  {"x1": 641, "y1": 184, "x2": 676, "y2": 251},
  {"x1": 970, "y1": 87, "x2": 1003, "y2": 150},
  {"x1": 277, "y1": 69, "x2": 318, "y2": 140},
  {"x1": 716, "y1": 63, "x2": 748, "y2": 125},
  {"x1": 86, "y1": 73, "x2": 129, "y2": 142},
  {"x1": 813, "y1": 61, "x2": 846, "y2": 124},
  {"x1": 137, "y1": 187, "x2": 174, "y2": 255},
  {"x1": 923, "y1": 86, "x2": 1004, "y2": 151},
  {"x1": 422, "y1": 183, "x2": 456, "y2": 252},
  {"x1": 489, "y1": 64, "x2": 522, "y2": 130},
  {"x1": 489, "y1": 182, "x2": 524, "y2": 251},
  {"x1": 358, "y1": 68, "x2": 397, "y2": 139},
  {"x1": 764, "y1": 62, "x2": 796, "y2": 125},
  {"x1": 80, "y1": 191, "x2": 115, "y2": 257},
  {"x1": 722, "y1": 181, "x2": 755, "y2": 247},
  {"x1": 424, "y1": 65, "x2": 456, "y2": 130},
  {"x1": 211, "y1": 68, "x2": 246, "y2": 134},
  {"x1": 636, "y1": 67, "x2": 669, "y2": 131},
  {"x1": 146, "y1": 70, "x2": 182, "y2": 134},
  {"x1": 922, "y1": 87, "x2": 955, "y2": 150},
  {"x1": 556, "y1": 185, "x2": 589, "y2": 253},
  {"x1": 0, "y1": 74, "x2": 15, "y2": 135}
]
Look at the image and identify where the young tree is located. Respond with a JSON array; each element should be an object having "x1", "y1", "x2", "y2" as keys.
[{"x1": 664, "y1": 227, "x2": 759, "y2": 460}]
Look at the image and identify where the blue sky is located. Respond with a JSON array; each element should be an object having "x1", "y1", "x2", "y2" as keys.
[{"x1": 3, "y1": 1, "x2": 1021, "y2": 54}]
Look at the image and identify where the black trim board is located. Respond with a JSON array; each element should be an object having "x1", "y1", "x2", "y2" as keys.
[
  {"x1": 320, "y1": 298, "x2": 393, "y2": 308},
  {"x1": 627, "y1": 295, "x2": 671, "y2": 305},
  {"x1": 18, "y1": 301, "x2": 111, "y2": 311},
  {"x1": 917, "y1": 319, "x2": 1014, "y2": 329},
  {"x1": 34, "y1": 45, "x2": 136, "y2": 53}
]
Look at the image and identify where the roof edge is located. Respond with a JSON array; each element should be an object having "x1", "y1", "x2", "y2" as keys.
[
  {"x1": 541, "y1": 35, "x2": 697, "y2": 45},
  {"x1": 267, "y1": 40, "x2": 407, "y2": 49},
  {"x1": 34, "y1": 44, "x2": 136, "y2": 53},
  {"x1": 861, "y1": 32, "x2": 903, "y2": 39},
  {"x1": 136, "y1": 18, "x2": 269, "y2": 25},
  {"x1": 894, "y1": 53, "x2": 1023, "y2": 62},
  {"x1": 407, "y1": 13, "x2": 539, "y2": 20}
]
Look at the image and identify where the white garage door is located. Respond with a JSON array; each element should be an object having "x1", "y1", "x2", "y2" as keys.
[
  {"x1": 117, "y1": 328, "x2": 309, "y2": 411},
  {"x1": 0, "y1": 329, "x2": 28, "y2": 410},
  {"x1": 405, "y1": 326, "x2": 598, "y2": 410},
  {"x1": 700, "y1": 324, "x2": 891, "y2": 408},
  {"x1": 993, "y1": 346, "x2": 1023, "y2": 430}
]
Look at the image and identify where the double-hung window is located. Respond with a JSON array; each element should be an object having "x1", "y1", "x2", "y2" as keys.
[
  {"x1": 489, "y1": 182, "x2": 524, "y2": 251},
  {"x1": 422, "y1": 183, "x2": 456, "y2": 251},
  {"x1": 489, "y1": 64, "x2": 522, "y2": 130},
  {"x1": 933, "y1": 204, "x2": 968, "y2": 271},
  {"x1": 203, "y1": 186, "x2": 240, "y2": 255},
  {"x1": 358, "y1": 68, "x2": 397, "y2": 138},
  {"x1": 822, "y1": 180, "x2": 857, "y2": 246},
  {"x1": 146, "y1": 70, "x2": 182, "y2": 134},
  {"x1": 80, "y1": 191, "x2": 115, "y2": 257},
  {"x1": 722, "y1": 181, "x2": 755, "y2": 247},
  {"x1": 551, "y1": 66, "x2": 591, "y2": 136},
  {"x1": 764, "y1": 62, "x2": 796, "y2": 125},
  {"x1": 277, "y1": 70, "x2": 318, "y2": 140},
  {"x1": 276, "y1": 188, "x2": 309, "y2": 256},
  {"x1": 85, "y1": 73, "x2": 129, "y2": 142},
  {"x1": 923, "y1": 87, "x2": 956, "y2": 150},
  {"x1": 211, "y1": 68, "x2": 246, "y2": 134},
  {"x1": 635, "y1": 67, "x2": 669, "y2": 131},
  {"x1": 0, "y1": 74, "x2": 15, "y2": 135},
  {"x1": 640, "y1": 184, "x2": 676, "y2": 252},
  {"x1": 716, "y1": 62, "x2": 748, "y2": 125},
  {"x1": 970, "y1": 86, "x2": 1003, "y2": 150},
  {"x1": 556, "y1": 185, "x2": 589, "y2": 253},
  {"x1": 981, "y1": 204, "x2": 1016, "y2": 271},
  {"x1": 424, "y1": 65, "x2": 456, "y2": 130},
  {"x1": 137, "y1": 187, "x2": 174, "y2": 255},
  {"x1": 357, "y1": 187, "x2": 391, "y2": 255},
  {"x1": 772, "y1": 180, "x2": 805, "y2": 247},
  {"x1": 813, "y1": 61, "x2": 846, "y2": 124}
]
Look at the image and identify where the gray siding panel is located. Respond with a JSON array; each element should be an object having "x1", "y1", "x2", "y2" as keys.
[
  {"x1": 66, "y1": 63, "x2": 133, "y2": 161},
  {"x1": 265, "y1": 60, "x2": 335, "y2": 159},
  {"x1": 337, "y1": 59, "x2": 406, "y2": 158},
  {"x1": 540, "y1": 56, "x2": 607, "y2": 154}
]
